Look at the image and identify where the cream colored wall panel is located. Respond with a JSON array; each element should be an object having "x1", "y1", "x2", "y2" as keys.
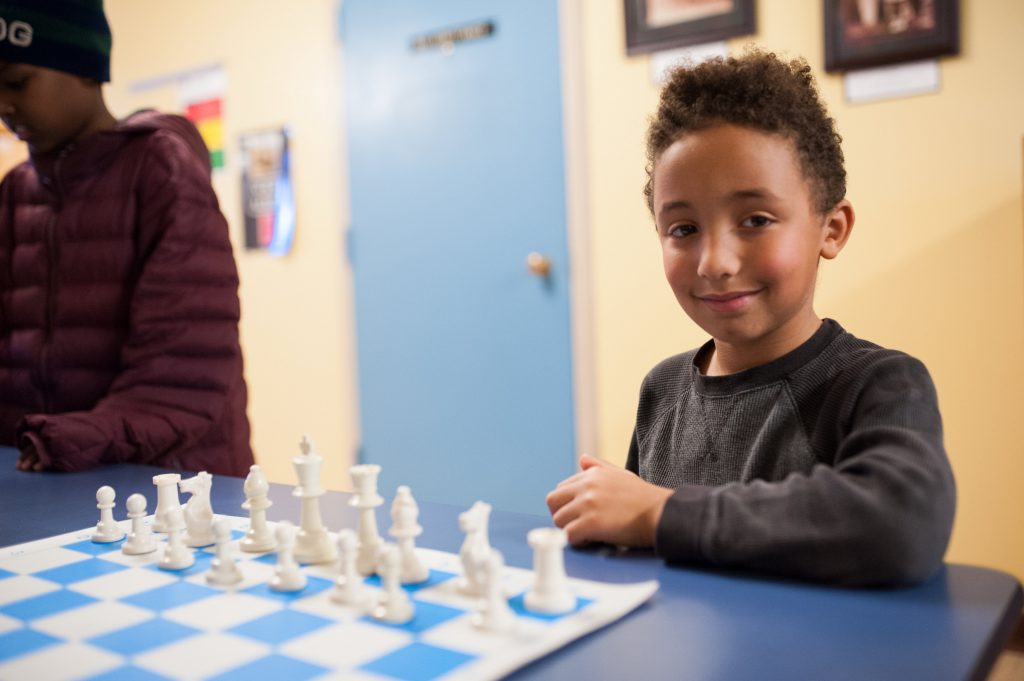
[{"x1": 104, "y1": 0, "x2": 358, "y2": 491}]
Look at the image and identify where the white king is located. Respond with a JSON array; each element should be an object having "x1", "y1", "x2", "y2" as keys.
[
  {"x1": 293, "y1": 435, "x2": 325, "y2": 497},
  {"x1": 291, "y1": 435, "x2": 337, "y2": 564}
]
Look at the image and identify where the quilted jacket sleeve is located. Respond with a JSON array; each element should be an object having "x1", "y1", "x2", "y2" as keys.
[{"x1": 18, "y1": 131, "x2": 244, "y2": 470}]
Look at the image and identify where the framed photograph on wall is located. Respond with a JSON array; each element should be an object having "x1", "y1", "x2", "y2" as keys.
[
  {"x1": 624, "y1": 0, "x2": 756, "y2": 56},
  {"x1": 824, "y1": 0, "x2": 959, "y2": 72}
]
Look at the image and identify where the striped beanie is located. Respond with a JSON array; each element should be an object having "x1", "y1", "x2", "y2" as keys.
[{"x1": 0, "y1": 0, "x2": 111, "y2": 82}]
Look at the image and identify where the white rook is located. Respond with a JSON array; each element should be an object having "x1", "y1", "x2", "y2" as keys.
[
  {"x1": 524, "y1": 527, "x2": 575, "y2": 614},
  {"x1": 350, "y1": 464, "x2": 384, "y2": 575},
  {"x1": 151, "y1": 473, "x2": 182, "y2": 533}
]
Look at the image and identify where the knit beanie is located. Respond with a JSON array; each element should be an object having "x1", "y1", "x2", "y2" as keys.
[{"x1": 0, "y1": 0, "x2": 111, "y2": 82}]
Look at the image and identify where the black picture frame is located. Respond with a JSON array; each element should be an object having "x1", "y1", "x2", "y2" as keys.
[
  {"x1": 624, "y1": 0, "x2": 756, "y2": 56},
  {"x1": 824, "y1": 0, "x2": 959, "y2": 72}
]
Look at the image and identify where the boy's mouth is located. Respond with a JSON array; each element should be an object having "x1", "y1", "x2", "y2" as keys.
[{"x1": 696, "y1": 289, "x2": 761, "y2": 313}]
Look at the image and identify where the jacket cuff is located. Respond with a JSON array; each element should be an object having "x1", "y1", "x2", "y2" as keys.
[
  {"x1": 654, "y1": 484, "x2": 713, "y2": 562},
  {"x1": 17, "y1": 428, "x2": 52, "y2": 469}
]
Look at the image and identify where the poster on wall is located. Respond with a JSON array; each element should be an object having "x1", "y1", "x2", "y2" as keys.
[
  {"x1": 239, "y1": 128, "x2": 296, "y2": 256},
  {"x1": 178, "y1": 66, "x2": 227, "y2": 170},
  {"x1": 128, "y1": 64, "x2": 228, "y2": 170}
]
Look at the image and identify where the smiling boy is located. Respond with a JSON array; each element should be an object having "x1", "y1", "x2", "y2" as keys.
[{"x1": 546, "y1": 51, "x2": 955, "y2": 586}]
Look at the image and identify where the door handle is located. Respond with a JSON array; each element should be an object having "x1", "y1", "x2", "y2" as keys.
[{"x1": 526, "y1": 252, "x2": 551, "y2": 277}]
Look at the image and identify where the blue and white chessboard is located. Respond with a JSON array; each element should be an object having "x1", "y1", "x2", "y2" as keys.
[{"x1": 0, "y1": 515, "x2": 657, "y2": 681}]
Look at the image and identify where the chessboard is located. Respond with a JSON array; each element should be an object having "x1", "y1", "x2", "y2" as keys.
[{"x1": 0, "y1": 515, "x2": 658, "y2": 681}]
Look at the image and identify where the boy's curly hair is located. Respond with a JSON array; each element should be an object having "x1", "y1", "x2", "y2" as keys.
[{"x1": 644, "y1": 50, "x2": 846, "y2": 215}]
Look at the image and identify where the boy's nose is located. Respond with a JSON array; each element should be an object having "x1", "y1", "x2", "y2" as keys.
[{"x1": 696, "y1": 233, "x2": 740, "y2": 280}]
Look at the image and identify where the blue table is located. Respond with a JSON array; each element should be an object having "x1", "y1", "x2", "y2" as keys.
[{"x1": 0, "y1": 448, "x2": 1020, "y2": 680}]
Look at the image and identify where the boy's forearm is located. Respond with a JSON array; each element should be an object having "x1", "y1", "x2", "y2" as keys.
[{"x1": 653, "y1": 443, "x2": 955, "y2": 586}]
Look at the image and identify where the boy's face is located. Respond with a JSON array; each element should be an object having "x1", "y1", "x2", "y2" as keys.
[
  {"x1": 653, "y1": 124, "x2": 843, "y2": 355},
  {"x1": 0, "y1": 62, "x2": 102, "y2": 155}
]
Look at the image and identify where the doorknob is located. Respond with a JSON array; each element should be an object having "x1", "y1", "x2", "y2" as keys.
[{"x1": 526, "y1": 252, "x2": 551, "y2": 277}]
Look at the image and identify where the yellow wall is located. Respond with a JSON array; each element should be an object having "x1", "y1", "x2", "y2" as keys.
[
  {"x1": 583, "y1": 1, "x2": 1024, "y2": 580},
  {"x1": 103, "y1": 0, "x2": 359, "y2": 491},
  {"x1": 25, "y1": 1, "x2": 1020, "y2": 579}
]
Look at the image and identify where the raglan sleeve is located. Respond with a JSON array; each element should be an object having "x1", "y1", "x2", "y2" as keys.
[
  {"x1": 17, "y1": 132, "x2": 244, "y2": 471},
  {"x1": 653, "y1": 354, "x2": 956, "y2": 586}
]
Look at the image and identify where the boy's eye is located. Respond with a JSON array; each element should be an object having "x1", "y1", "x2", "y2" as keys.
[
  {"x1": 0, "y1": 78, "x2": 27, "y2": 92},
  {"x1": 741, "y1": 215, "x2": 774, "y2": 228},
  {"x1": 668, "y1": 224, "x2": 697, "y2": 238}
]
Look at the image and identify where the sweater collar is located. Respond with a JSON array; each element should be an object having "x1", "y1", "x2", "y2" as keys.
[{"x1": 692, "y1": 319, "x2": 844, "y2": 395}]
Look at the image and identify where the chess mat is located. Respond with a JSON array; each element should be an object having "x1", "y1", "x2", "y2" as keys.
[{"x1": 0, "y1": 515, "x2": 657, "y2": 681}]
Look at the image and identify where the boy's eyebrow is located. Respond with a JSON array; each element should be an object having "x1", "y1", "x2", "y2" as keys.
[
  {"x1": 658, "y1": 200, "x2": 693, "y2": 218},
  {"x1": 658, "y1": 188, "x2": 781, "y2": 217},
  {"x1": 731, "y1": 188, "x2": 781, "y2": 201}
]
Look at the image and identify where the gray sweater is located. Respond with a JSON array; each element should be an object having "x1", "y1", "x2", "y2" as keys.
[{"x1": 626, "y1": 319, "x2": 955, "y2": 586}]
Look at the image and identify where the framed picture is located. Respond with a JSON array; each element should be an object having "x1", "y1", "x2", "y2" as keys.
[
  {"x1": 624, "y1": 0, "x2": 756, "y2": 56},
  {"x1": 824, "y1": 0, "x2": 959, "y2": 72}
]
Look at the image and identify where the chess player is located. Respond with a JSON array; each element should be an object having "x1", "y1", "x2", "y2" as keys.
[
  {"x1": 0, "y1": 0, "x2": 252, "y2": 475},
  {"x1": 545, "y1": 50, "x2": 955, "y2": 586}
]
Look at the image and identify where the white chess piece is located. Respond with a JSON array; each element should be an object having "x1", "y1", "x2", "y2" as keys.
[
  {"x1": 331, "y1": 529, "x2": 371, "y2": 608},
  {"x1": 151, "y1": 473, "x2": 182, "y2": 533},
  {"x1": 473, "y1": 549, "x2": 516, "y2": 633},
  {"x1": 92, "y1": 486, "x2": 125, "y2": 543},
  {"x1": 180, "y1": 472, "x2": 216, "y2": 547},
  {"x1": 292, "y1": 436, "x2": 337, "y2": 564},
  {"x1": 269, "y1": 521, "x2": 307, "y2": 592},
  {"x1": 373, "y1": 545, "x2": 414, "y2": 624},
  {"x1": 159, "y1": 507, "x2": 195, "y2": 570},
  {"x1": 206, "y1": 518, "x2": 244, "y2": 586},
  {"x1": 389, "y1": 486, "x2": 428, "y2": 584},
  {"x1": 122, "y1": 493, "x2": 156, "y2": 555},
  {"x1": 350, "y1": 464, "x2": 384, "y2": 575},
  {"x1": 241, "y1": 465, "x2": 276, "y2": 552},
  {"x1": 524, "y1": 527, "x2": 575, "y2": 614},
  {"x1": 457, "y1": 501, "x2": 492, "y2": 596}
]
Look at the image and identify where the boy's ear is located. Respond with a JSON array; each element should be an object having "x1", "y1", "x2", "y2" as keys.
[{"x1": 820, "y1": 199, "x2": 854, "y2": 260}]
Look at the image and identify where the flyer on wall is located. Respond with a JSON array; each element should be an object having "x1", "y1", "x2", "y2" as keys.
[{"x1": 239, "y1": 128, "x2": 296, "y2": 255}]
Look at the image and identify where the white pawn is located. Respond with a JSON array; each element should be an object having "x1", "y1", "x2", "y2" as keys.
[
  {"x1": 389, "y1": 486, "x2": 428, "y2": 584},
  {"x1": 92, "y1": 486, "x2": 125, "y2": 543},
  {"x1": 473, "y1": 549, "x2": 516, "y2": 633},
  {"x1": 524, "y1": 527, "x2": 575, "y2": 614},
  {"x1": 269, "y1": 521, "x2": 307, "y2": 592},
  {"x1": 331, "y1": 529, "x2": 371, "y2": 608},
  {"x1": 122, "y1": 493, "x2": 156, "y2": 555},
  {"x1": 241, "y1": 465, "x2": 276, "y2": 552},
  {"x1": 373, "y1": 545, "x2": 414, "y2": 624},
  {"x1": 206, "y1": 518, "x2": 244, "y2": 586},
  {"x1": 159, "y1": 507, "x2": 195, "y2": 570}
]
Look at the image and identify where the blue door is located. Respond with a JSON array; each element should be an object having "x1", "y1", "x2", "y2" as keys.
[{"x1": 341, "y1": 0, "x2": 576, "y2": 514}]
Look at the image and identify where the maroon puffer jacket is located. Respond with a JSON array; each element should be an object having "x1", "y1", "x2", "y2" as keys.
[{"x1": 0, "y1": 110, "x2": 253, "y2": 476}]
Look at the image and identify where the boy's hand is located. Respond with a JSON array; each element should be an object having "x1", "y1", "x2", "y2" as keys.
[
  {"x1": 16, "y1": 442, "x2": 45, "y2": 472},
  {"x1": 546, "y1": 454, "x2": 674, "y2": 548}
]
